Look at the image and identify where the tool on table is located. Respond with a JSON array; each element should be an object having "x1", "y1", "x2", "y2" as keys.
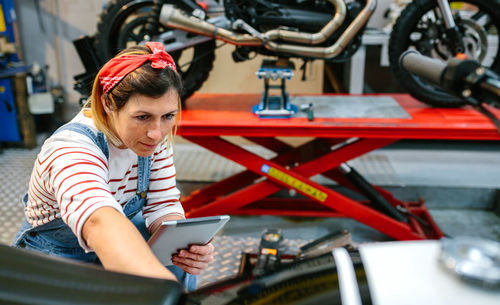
[
  {"x1": 299, "y1": 103, "x2": 314, "y2": 121},
  {"x1": 253, "y1": 228, "x2": 283, "y2": 276}
]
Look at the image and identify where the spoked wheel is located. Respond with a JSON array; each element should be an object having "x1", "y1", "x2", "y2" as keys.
[
  {"x1": 95, "y1": 0, "x2": 216, "y2": 101},
  {"x1": 389, "y1": 0, "x2": 500, "y2": 107}
]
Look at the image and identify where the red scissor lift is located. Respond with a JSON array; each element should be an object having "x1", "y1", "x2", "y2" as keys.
[{"x1": 178, "y1": 93, "x2": 500, "y2": 241}]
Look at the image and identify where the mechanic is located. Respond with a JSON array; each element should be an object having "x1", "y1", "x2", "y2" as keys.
[{"x1": 12, "y1": 42, "x2": 213, "y2": 291}]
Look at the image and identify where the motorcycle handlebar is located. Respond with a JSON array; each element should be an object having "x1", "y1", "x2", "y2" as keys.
[
  {"x1": 399, "y1": 50, "x2": 447, "y2": 85},
  {"x1": 399, "y1": 50, "x2": 500, "y2": 105}
]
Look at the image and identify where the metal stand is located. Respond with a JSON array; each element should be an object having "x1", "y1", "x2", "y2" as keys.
[{"x1": 252, "y1": 59, "x2": 298, "y2": 118}]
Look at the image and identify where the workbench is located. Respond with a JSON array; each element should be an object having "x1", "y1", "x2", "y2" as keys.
[{"x1": 178, "y1": 93, "x2": 500, "y2": 241}]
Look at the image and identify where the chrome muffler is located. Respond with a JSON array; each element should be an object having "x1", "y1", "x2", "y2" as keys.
[{"x1": 159, "y1": 0, "x2": 376, "y2": 59}]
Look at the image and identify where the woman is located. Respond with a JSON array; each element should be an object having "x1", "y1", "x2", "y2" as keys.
[{"x1": 13, "y1": 42, "x2": 212, "y2": 291}]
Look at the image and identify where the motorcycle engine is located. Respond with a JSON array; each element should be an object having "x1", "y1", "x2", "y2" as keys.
[
  {"x1": 225, "y1": 0, "x2": 364, "y2": 62},
  {"x1": 223, "y1": 0, "x2": 336, "y2": 33}
]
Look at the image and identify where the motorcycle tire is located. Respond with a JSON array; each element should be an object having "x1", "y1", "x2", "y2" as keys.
[
  {"x1": 389, "y1": 0, "x2": 500, "y2": 107},
  {"x1": 94, "y1": 0, "x2": 216, "y2": 101}
]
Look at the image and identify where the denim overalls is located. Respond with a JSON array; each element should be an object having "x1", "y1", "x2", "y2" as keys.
[{"x1": 13, "y1": 122, "x2": 196, "y2": 291}]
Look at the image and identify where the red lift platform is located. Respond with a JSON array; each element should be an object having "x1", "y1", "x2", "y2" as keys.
[{"x1": 178, "y1": 93, "x2": 500, "y2": 241}]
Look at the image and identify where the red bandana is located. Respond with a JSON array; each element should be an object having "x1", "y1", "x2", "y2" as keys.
[{"x1": 99, "y1": 42, "x2": 177, "y2": 93}]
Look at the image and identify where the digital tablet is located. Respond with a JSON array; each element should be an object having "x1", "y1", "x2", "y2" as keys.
[{"x1": 147, "y1": 215, "x2": 230, "y2": 266}]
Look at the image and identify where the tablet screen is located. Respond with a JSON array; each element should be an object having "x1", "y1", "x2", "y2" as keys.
[{"x1": 148, "y1": 215, "x2": 230, "y2": 265}]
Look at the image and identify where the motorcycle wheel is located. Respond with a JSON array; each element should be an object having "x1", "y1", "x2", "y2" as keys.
[
  {"x1": 389, "y1": 0, "x2": 500, "y2": 107},
  {"x1": 94, "y1": 0, "x2": 216, "y2": 101}
]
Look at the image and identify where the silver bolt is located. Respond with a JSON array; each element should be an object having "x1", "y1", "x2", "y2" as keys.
[
  {"x1": 476, "y1": 67, "x2": 485, "y2": 75},
  {"x1": 462, "y1": 89, "x2": 472, "y2": 97}
]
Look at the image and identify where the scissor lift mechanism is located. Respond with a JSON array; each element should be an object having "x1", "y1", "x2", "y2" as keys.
[{"x1": 179, "y1": 93, "x2": 500, "y2": 240}]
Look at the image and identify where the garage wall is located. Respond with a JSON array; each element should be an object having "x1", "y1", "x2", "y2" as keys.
[
  {"x1": 14, "y1": 0, "x2": 107, "y2": 112},
  {"x1": 197, "y1": 44, "x2": 324, "y2": 95}
]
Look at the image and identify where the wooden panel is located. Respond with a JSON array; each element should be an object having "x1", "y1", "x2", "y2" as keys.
[{"x1": 13, "y1": 73, "x2": 36, "y2": 148}]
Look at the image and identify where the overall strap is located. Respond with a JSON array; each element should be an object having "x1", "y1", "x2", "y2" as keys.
[
  {"x1": 121, "y1": 155, "x2": 152, "y2": 217},
  {"x1": 136, "y1": 156, "x2": 152, "y2": 199},
  {"x1": 53, "y1": 122, "x2": 109, "y2": 160}
]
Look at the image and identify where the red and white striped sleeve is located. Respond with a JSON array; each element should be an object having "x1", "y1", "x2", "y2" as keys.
[
  {"x1": 143, "y1": 142, "x2": 184, "y2": 230},
  {"x1": 39, "y1": 131, "x2": 124, "y2": 251}
]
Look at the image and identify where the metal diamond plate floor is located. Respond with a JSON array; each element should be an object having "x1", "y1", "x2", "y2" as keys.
[
  {"x1": 0, "y1": 148, "x2": 38, "y2": 245},
  {"x1": 198, "y1": 235, "x2": 309, "y2": 288},
  {"x1": 1, "y1": 139, "x2": 499, "y2": 290}
]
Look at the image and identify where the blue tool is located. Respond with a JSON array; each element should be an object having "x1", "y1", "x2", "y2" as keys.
[{"x1": 252, "y1": 59, "x2": 298, "y2": 118}]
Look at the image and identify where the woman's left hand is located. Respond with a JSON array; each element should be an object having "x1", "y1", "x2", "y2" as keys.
[{"x1": 171, "y1": 242, "x2": 215, "y2": 275}]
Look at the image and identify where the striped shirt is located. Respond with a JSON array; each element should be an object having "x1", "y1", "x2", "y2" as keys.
[{"x1": 25, "y1": 111, "x2": 184, "y2": 251}]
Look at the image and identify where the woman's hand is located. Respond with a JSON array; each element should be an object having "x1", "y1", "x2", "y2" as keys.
[{"x1": 171, "y1": 242, "x2": 215, "y2": 275}]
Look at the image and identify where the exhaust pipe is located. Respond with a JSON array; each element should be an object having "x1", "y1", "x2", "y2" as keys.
[
  {"x1": 264, "y1": 0, "x2": 346, "y2": 45},
  {"x1": 159, "y1": 0, "x2": 376, "y2": 59},
  {"x1": 160, "y1": 5, "x2": 261, "y2": 46}
]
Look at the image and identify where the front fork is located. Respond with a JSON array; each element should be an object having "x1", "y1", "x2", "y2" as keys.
[{"x1": 437, "y1": 0, "x2": 465, "y2": 54}]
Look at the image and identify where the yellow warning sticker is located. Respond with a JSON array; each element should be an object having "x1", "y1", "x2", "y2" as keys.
[
  {"x1": 0, "y1": 5, "x2": 6, "y2": 33},
  {"x1": 261, "y1": 164, "x2": 328, "y2": 202},
  {"x1": 450, "y1": 2, "x2": 465, "y2": 10},
  {"x1": 261, "y1": 248, "x2": 277, "y2": 255}
]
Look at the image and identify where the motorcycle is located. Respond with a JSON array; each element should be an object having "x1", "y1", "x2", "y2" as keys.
[{"x1": 88, "y1": 0, "x2": 500, "y2": 107}]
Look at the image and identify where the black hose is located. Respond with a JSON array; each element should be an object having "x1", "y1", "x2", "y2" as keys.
[{"x1": 340, "y1": 164, "x2": 407, "y2": 222}]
